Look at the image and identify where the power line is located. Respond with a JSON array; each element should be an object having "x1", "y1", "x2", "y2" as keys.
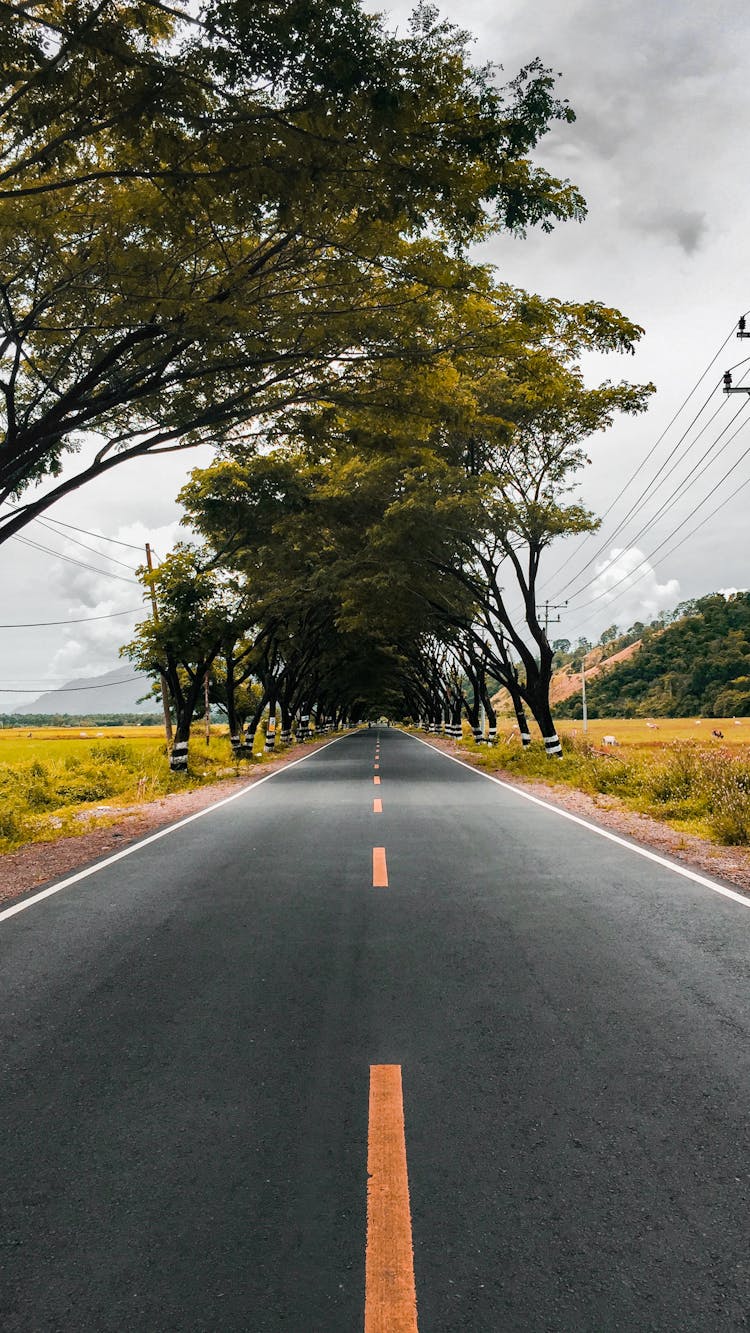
[
  {"x1": 0, "y1": 675, "x2": 144, "y2": 694},
  {"x1": 566, "y1": 435, "x2": 750, "y2": 615},
  {"x1": 548, "y1": 380, "x2": 728, "y2": 602},
  {"x1": 0, "y1": 496, "x2": 149, "y2": 557},
  {"x1": 542, "y1": 318, "x2": 750, "y2": 601},
  {"x1": 561, "y1": 400, "x2": 750, "y2": 606},
  {"x1": 0, "y1": 607, "x2": 144, "y2": 628},
  {"x1": 32, "y1": 519, "x2": 139, "y2": 571},
  {"x1": 12, "y1": 535, "x2": 140, "y2": 585},
  {"x1": 29, "y1": 514, "x2": 145, "y2": 552},
  {"x1": 570, "y1": 473, "x2": 750, "y2": 638}
]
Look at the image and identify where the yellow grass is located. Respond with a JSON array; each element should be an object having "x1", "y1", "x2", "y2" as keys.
[
  {"x1": 0, "y1": 724, "x2": 168, "y2": 766},
  {"x1": 457, "y1": 717, "x2": 750, "y2": 846},
  {"x1": 551, "y1": 717, "x2": 749, "y2": 749},
  {"x1": 0, "y1": 722, "x2": 314, "y2": 854}
]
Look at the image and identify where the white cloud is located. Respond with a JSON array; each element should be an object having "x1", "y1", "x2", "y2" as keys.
[
  {"x1": 586, "y1": 546, "x2": 680, "y2": 629},
  {"x1": 46, "y1": 521, "x2": 181, "y2": 682}
]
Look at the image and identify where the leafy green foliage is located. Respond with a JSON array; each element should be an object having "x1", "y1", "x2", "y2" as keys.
[
  {"x1": 558, "y1": 593, "x2": 750, "y2": 718},
  {"x1": 0, "y1": 1, "x2": 585, "y2": 540}
]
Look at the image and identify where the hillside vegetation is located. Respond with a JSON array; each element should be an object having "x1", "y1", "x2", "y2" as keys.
[{"x1": 556, "y1": 592, "x2": 750, "y2": 718}]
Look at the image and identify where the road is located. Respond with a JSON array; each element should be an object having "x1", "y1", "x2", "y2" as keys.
[{"x1": 3, "y1": 726, "x2": 750, "y2": 1330}]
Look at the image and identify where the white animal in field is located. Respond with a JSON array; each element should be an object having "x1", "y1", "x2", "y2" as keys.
[
  {"x1": 602, "y1": 735, "x2": 618, "y2": 745},
  {"x1": 645, "y1": 722, "x2": 659, "y2": 730}
]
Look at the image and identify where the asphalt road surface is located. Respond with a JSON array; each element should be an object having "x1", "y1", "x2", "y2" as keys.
[{"x1": 4, "y1": 727, "x2": 750, "y2": 1331}]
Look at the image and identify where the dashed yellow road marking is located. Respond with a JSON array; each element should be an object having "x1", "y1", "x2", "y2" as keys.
[
  {"x1": 372, "y1": 847, "x2": 388, "y2": 887},
  {"x1": 365, "y1": 1065, "x2": 419, "y2": 1333},
  {"x1": 373, "y1": 798, "x2": 382, "y2": 813}
]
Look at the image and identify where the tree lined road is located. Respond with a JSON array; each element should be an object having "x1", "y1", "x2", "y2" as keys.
[{"x1": 3, "y1": 728, "x2": 750, "y2": 1330}]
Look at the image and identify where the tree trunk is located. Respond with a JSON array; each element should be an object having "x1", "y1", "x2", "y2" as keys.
[
  {"x1": 225, "y1": 652, "x2": 241, "y2": 751},
  {"x1": 481, "y1": 685, "x2": 497, "y2": 744},
  {"x1": 279, "y1": 700, "x2": 293, "y2": 745},
  {"x1": 524, "y1": 684, "x2": 562, "y2": 757},
  {"x1": 243, "y1": 689, "x2": 268, "y2": 756},
  {"x1": 264, "y1": 698, "x2": 278, "y2": 752},
  {"x1": 509, "y1": 680, "x2": 532, "y2": 748},
  {"x1": 169, "y1": 681, "x2": 202, "y2": 771}
]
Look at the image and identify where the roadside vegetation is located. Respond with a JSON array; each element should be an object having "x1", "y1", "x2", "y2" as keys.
[
  {"x1": 553, "y1": 593, "x2": 750, "y2": 718},
  {"x1": 0, "y1": 725, "x2": 325, "y2": 855},
  {"x1": 455, "y1": 723, "x2": 750, "y2": 846}
]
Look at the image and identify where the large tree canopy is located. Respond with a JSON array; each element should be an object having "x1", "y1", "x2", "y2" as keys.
[{"x1": 0, "y1": 0, "x2": 585, "y2": 542}]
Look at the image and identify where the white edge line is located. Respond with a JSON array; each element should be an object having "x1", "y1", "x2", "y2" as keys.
[
  {"x1": 0, "y1": 732, "x2": 353, "y2": 926},
  {"x1": 405, "y1": 730, "x2": 750, "y2": 910}
]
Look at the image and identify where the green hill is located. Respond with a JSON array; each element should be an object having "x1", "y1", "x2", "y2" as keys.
[{"x1": 556, "y1": 592, "x2": 750, "y2": 719}]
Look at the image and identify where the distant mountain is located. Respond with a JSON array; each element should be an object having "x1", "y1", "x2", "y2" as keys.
[{"x1": 13, "y1": 667, "x2": 156, "y2": 716}]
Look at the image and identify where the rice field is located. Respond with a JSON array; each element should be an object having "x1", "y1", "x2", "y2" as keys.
[
  {"x1": 547, "y1": 717, "x2": 748, "y2": 749},
  {"x1": 0, "y1": 723, "x2": 272, "y2": 853}
]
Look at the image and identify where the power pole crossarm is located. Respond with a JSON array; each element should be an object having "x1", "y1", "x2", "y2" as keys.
[
  {"x1": 723, "y1": 318, "x2": 750, "y2": 392},
  {"x1": 722, "y1": 370, "x2": 750, "y2": 395},
  {"x1": 536, "y1": 600, "x2": 568, "y2": 635}
]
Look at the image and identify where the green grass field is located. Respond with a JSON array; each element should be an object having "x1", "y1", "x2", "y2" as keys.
[{"x1": 0, "y1": 723, "x2": 294, "y2": 854}]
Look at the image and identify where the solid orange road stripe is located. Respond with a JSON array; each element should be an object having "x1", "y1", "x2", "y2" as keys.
[
  {"x1": 365, "y1": 1065, "x2": 419, "y2": 1333},
  {"x1": 374, "y1": 776, "x2": 381, "y2": 786},
  {"x1": 372, "y1": 847, "x2": 388, "y2": 887},
  {"x1": 373, "y1": 798, "x2": 382, "y2": 813}
]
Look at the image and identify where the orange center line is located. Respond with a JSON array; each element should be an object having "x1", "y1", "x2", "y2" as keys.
[
  {"x1": 365, "y1": 1065, "x2": 419, "y2": 1333},
  {"x1": 372, "y1": 847, "x2": 388, "y2": 887},
  {"x1": 373, "y1": 775, "x2": 381, "y2": 785},
  {"x1": 373, "y1": 798, "x2": 382, "y2": 813},
  {"x1": 374, "y1": 763, "x2": 379, "y2": 770}
]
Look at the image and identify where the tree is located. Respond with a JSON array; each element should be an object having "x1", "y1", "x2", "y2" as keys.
[
  {"x1": 0, "y1": 2, "x2": 585, "y2": 542},
  {"x1": 326, "y1": 290, "x2": 653, "y2": 750},
  {"x1": 122, "y1": 544, "x2": 252, "y2": 769}
]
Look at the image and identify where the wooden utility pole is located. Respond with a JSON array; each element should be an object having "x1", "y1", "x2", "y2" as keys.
[
  {"x1": 145, "y1": 543, "x2": 173, "y2": 744},
  {"x1": 581, "y1": 649, "x2": 588, "y2": 735}
]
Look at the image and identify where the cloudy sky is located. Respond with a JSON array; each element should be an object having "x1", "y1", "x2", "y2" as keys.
[{"x1": 1, "y1": 0, "x2": 749, "y2": 703}]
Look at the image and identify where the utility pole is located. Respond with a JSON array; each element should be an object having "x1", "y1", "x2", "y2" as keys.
[
  {"x1": 581, "y1": 648, "x2": 588, "y2": 734},
  {"x1": 204, "y1": 670, "x2": 211, "y2": 747},
  {"x1": 144, "y1": 543, "x2": 173, "y2": 745},
  {"x1": 536, "y1": 600, "x2": 568, "y2": 636}
]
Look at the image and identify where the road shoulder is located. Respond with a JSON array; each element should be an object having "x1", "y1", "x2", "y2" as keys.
[{"x1": 419, "y1": 733, "x2": 750, "y2": 898}]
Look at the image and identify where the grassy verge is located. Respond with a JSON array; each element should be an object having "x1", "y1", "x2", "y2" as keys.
[
  {"x1": 454, "y1": 733, "x2": 750, "y2": 847},
  {"x1": 0, "y1": 726, "x2": 325, "y2": 854}
]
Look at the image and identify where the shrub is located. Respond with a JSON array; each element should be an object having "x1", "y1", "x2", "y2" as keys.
[{"x1": 701, "y1": 755, "x2": 750, "y2": 845}]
